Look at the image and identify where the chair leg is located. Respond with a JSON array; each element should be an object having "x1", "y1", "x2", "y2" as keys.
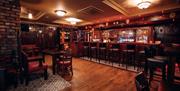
[
  {"x1": 162, "y1": 65, "x2": 166, "y2": 80},
  {"x1": 71, "y1": 66, "x2": 73, "y2": 75},
  {"x1": 14, "y1": 74, "x2": 18, "y2": 88},
  {"x1": 133, "y1": 54, "x2": 136, "y2": 70},
  {"x1": 149, "y1": 68, "x2": 154, "y2": 86},
  {"x1": 19, "y1": 71, "x2": 24, "y2": 84},
  {"x1": 44, "y1": 69, "x2": 48, "y2": 80},
  {"x1": 25, "y1": 74, "x2": 29, "y2": 86}
]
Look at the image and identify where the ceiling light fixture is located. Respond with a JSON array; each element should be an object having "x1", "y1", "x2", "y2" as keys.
[
  {"x1": 65, "y1": 17, "x2": 82, "y2": 25},
  {"x1": 55, "y1": 10, "x2": 67, "y2": 16},
  {"x1": 137, "y1": 0, "x2": 151, "y2": 9},
  {"x1": 28, "y1": 13, "x2": 33, "y2": 19}
]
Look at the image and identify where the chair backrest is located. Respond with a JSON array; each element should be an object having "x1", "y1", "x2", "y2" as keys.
[
  {"x1": 127, "y1": 44, "x2": 136, "y2": 50},
  {"x1": 135, "y1": 72, "x2": 149, "y2": 91}
]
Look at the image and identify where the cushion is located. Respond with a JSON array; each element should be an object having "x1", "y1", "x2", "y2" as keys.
[
  {"x1": 154, "y1": 56, "x2": 168, "y2": 61},
  {"x1": 147, "y1": 58, "x2": 164, "y2": 63},
  {"x1": 27, "y1": 56, "x2": 43, "y2": 61},
  {"x1": 28, "y1": 62, "x2": 48, "y2": 72},
  {"x1": 123, "y1": 49, "x2": 135, "y2": 52},
  {"x1": 58, "y1": 61, "x2": 71, "y2": 64}
]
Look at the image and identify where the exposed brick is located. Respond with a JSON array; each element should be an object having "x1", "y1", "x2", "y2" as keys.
[{"x1": 0, "y1": 0, "x2": 20, "y2": 64}]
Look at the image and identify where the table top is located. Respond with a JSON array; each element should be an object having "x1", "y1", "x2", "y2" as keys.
[{"x1": 43, "y1": 49, "x2": 65, "y2": 55}]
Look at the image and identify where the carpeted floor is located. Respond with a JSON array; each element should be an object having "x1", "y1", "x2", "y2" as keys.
[{"x1": 7, "y1": 70, "x2": 71, "y2": 91}]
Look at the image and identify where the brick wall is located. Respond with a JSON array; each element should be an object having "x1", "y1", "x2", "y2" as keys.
[{"x1": 0, "y1": 0, "x2": 20, "y2": 57}]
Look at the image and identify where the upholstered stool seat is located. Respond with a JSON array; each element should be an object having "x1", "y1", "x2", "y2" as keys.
[{"x1": 147, "y1": 57, "x2": 167, "y2": 85}]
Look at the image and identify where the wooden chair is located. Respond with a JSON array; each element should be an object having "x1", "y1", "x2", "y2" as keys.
[
  {"x1": 135, "y1": 72, "x2": 150, "y2": 91},
  {"x1": 57, "y1": 50, "x2": 73, "y2": 75},
  {"x1": 21, "y1": 50, "x2": 48, "y2": 85},
  {"x1": 0, "y1": 50, "x2": 21, "y2": 89}
]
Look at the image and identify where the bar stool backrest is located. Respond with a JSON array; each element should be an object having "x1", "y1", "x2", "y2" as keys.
[
  {"x1": 112, "y1": 44, "x2": 120, "y2": 49},
  {"x1": 126, "y1": 44, "x2": 136, "y2": 50},
  {"x1": 83, "y1": 42, "x2": 89, "y2": 46},
  {"x1": 99, "y1": 43, "x2": 107, "y2": 48},
  {"x1": 91, "y1": 42, "x2": 97, "y2": 47}
]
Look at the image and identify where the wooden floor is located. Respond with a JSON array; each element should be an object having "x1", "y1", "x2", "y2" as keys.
[
  {"x1": 59, "y1": 58, "x2": 136, "y2": 91},
  {"x1": 45, "y1": 56, "x2": 161, "y2": 91}
]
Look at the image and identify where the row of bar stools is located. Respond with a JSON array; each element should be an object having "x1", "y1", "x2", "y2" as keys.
[
  {"x1": 108, "y1": 43, "x2": 121, "y2": 66},
  {"x1": 90, "y1": 42, "x2": 98, "y2": 61},
  {"x1": 98, "y1": 43, "x2": 107, "y2": 63},
  {"x1": 122, "y1": 44, "x2": 136, "y2": 69}
]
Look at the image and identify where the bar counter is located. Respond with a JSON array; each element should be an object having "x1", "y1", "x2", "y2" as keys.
[{"x1": 72, "y1": 41, "x2": 160, "y2": 57}]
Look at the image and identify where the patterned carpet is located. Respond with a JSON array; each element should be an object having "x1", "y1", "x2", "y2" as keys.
[{"x1": 7, "y1": 70, "x2": 71, "y2": 91}]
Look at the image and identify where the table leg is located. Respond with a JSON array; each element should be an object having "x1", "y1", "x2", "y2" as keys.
[
  {"x1": 167, "y1": 57, "x2": 175, "y2": 84},
  {"x1": 52, "y1": 56, "x2": 56, "y2": 75},
  {"x1": 0, "y1": 68, "x2": 6, "y2": 91}
]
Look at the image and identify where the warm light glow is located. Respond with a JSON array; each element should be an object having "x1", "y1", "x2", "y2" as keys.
[
  {"x1": 65, "y1": 17, "x2": 82, "y2": 25},
  {"x1": 39, "y1": 30, "x2": 42, "y2": 33},
  {"x1": 55, "y1": 10, "x2": 66, "y2": 16},
  {"x1": 28, "y1": 13, "x2": 33, "y2": 19},
  {"x1": 137, "y1": 0, "x2": 151, "y2": 9},
  {"x1": 65, "y1": 17, "x2": 81, "y2": 22},
  {"x1": 29, "y1": 27, "x2": 32, "y2": 30},
  {"x1": 70, "y1": 21, "x2": 77, "y2": 25}
]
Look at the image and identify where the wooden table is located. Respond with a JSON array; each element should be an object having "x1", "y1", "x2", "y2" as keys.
[{"x1": 43, "y1": 50, "x2": 64, "y2": 75}]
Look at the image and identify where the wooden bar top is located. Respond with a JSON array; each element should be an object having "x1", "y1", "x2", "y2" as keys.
[{"x1": 82, "y1": 42, "x2": 159, "y2": 45}]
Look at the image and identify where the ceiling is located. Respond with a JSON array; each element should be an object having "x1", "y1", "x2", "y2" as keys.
[{"x1": 20, "y1": 0, "x2": 180, "y2": 26}]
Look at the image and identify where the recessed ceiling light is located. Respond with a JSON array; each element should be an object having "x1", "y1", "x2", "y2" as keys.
[
  {"x1": 28, "y1": 13, "x2": 33, "y2": 19},
  {"x1": 65, "y1": 17, "x2": 82, "y2": 25},
  {"x1": 137, "y1": 0, "x2": 151, "y2": 9},
  {"x1": 55, "y1": 10, "x2": 67, "y2": 16}
]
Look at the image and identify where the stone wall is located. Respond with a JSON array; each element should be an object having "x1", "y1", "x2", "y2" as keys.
[{"x1": 0, "y1": 0, "x2": 20, "y2": 57}]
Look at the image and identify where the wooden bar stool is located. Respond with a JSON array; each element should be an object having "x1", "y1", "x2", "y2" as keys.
[
  {"x1": 109, "y1": 43, "x2": 121, "y2": 66},
  {"x1": 90, "y1": 42, "x2": 98, "y2": 61},
  {"x1": 147, "y1": 56, "x2": 168, "y2": 85},
  {"x1": 98, "y1": 43, "x2": 107, "y2": 63},
  {"x1": 82, "y1": 42, "x2": 90, "y2": 59},
  {"x1": 122, "y1": 44, "x2": 136, "y2": 69},
  {"x1": 136, "y1": 45, "x2": 146, "y2": 71},
  {"x1": 145, "y1": 45, "x2": 168, "y2": 85}
]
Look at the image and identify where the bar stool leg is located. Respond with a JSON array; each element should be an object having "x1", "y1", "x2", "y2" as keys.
[{"x1": 162, "y1": 65, "x2": 166, "y2": 80}]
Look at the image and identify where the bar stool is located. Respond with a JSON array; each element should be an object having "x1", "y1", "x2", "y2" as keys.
[
  {"x1": 89, "y1": 42, "x2": 98, "y2": 61},
  {"x1": 136, "y1": 46, "x2": 146, "y2": 71},
  {"x1": 108, "y1": 43, "x2": 121, "y2": 66},
  {"x1": 82, "y1": 42, "x2": 90, "y2": 59},
  {"x1": 145, "y1": 45, "x2": 168, "y2": 85},
  {"x1": 147, "y1": 56, "x2": 168, "y2": 85},
  {"x1": 122, "y1": 44, "x2": 136, "y2": 69},
  {"x1": 98, "y1": 43, "x2": 107, "y2": 63}
]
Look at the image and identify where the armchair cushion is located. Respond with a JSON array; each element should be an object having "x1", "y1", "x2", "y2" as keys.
[
  {"x1": 28, "y1": 62, "x2": 48, "y2": 72},
  {"x1": 27, "y1": 56, "x2": 43, "y2": 62},
  {"x1": 58, "y1": 61, "x2": 71, "y2": 65}
]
